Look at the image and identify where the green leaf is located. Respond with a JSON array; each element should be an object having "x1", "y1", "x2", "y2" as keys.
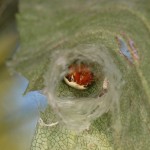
[{"x1": 12, "y1": 0, "x2": 150, "y2": 149}]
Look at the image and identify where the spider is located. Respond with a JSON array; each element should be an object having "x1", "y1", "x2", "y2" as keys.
[
  {"x1": 64, "y1": 62, "x2": 94, "y2": 90},
  {"x1": 64, "y1": 62, "x2": 109, "y2": 97}
]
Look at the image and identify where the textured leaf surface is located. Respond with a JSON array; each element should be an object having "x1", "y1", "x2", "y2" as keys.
[{"x1": 12, "y1": 0, "x2": 150, "y2": 150}]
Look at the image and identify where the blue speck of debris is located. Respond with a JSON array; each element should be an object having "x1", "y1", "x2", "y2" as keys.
[{"x1": 119, "y1": 38, "x2": 133, "y2": 62}]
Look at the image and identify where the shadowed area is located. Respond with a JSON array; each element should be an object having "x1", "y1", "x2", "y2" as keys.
[{"x1": 0, "y1": 1, "x2": 47, "y2": 150}]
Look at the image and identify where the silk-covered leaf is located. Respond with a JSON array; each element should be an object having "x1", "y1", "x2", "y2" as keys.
[{"x1": 12, "y1": 0, "x2": 150, "y2": 150}]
